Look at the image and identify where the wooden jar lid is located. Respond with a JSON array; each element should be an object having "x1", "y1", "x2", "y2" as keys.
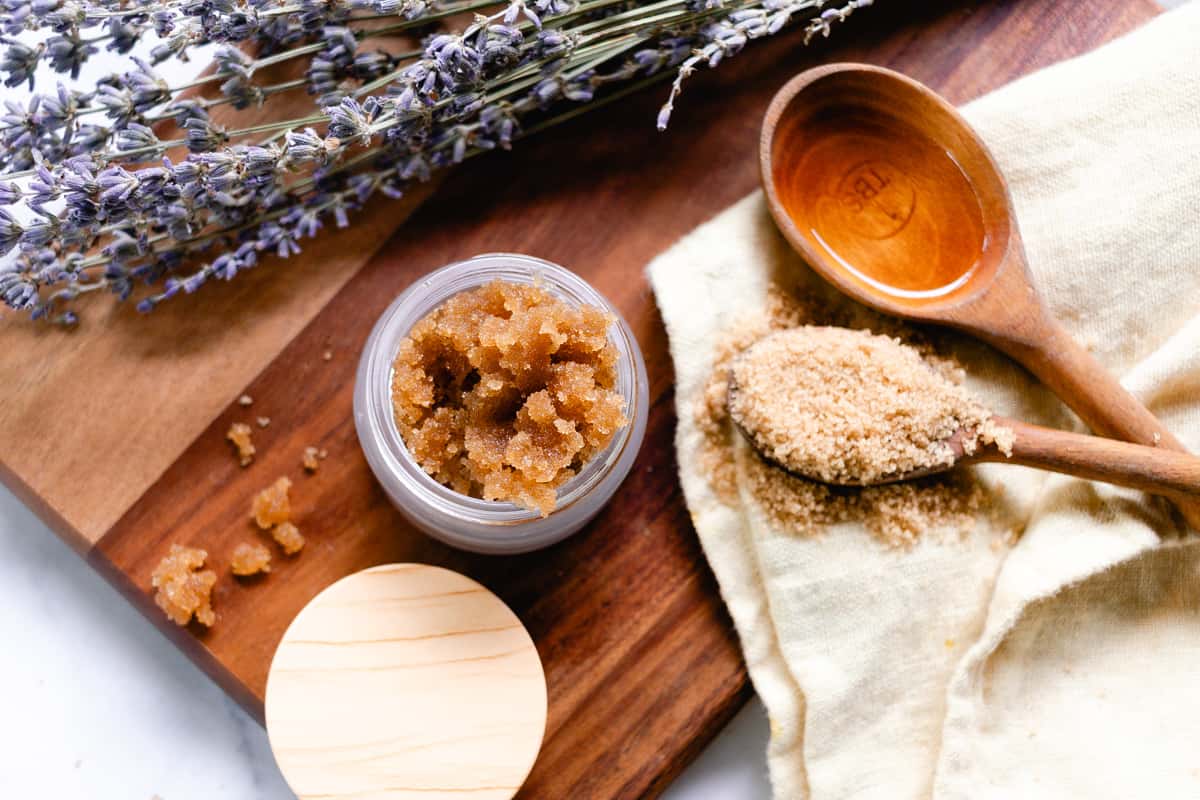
[{"x1": 265, "y1": 564, "x2": 547, "y2": 800}]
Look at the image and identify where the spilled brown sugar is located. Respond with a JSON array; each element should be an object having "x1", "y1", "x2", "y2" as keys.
[
  {"x1": 696, "y1": 283, "x2": 1010, "y2": 549},
  {"x1": 152, "y1": 545, "x2": 217, "y2": 626},
  {"x1": 728, "y1": 326, "x2": 1013, "y2": 486},
  {"x1": 390, "y1": 280, "x2": 628, "y2": 516}
]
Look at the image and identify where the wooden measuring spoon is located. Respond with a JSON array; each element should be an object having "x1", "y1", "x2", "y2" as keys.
[
  {"x1": 759, "y1": 62, "x2": 1200, "y2": 528},
  {"x1": 736, "y1": 407, "x2": 1200, "y2": 502}
]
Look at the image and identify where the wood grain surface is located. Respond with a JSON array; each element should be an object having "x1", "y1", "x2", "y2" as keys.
[
  {"x1": 1, "y1": 1, "x2": 1159, "y2": 797},
  {"x1": 266, "y1": 564, "x2": 547, "y2": 800}
]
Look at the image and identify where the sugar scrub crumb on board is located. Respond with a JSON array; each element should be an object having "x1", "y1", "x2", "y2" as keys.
[
  {"x1": 729, "y1": 326, "x2": 1013, "y2": 486},
  {"x1": 252, "y1": 476, "x2": 291, "y2": 529},
  {"x1": 227, "y1": 422, "x2": 255, "y2": 467},
  {"x1": 390, "y1": 279, "x2": 628, "y2": 516},
  {"x1": 696, "y1": 283, "x2": 1009, "y2": 550},
  {"x1": 302, "y1": 446, "x2": 321, "y2": 472},
  {"x1": 273, "y1": 521, "x2": 306, "y2": 555},
  {"x1": 231, "y1": 542, "x2": 271, "y2": 576},
  {"x1": 152, "y1": 545, "x2": 217, "y2": 626}
]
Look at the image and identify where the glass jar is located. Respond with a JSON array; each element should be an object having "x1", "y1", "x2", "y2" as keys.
[{"x1": 354, "y1": 253, "x2": 649, "y2": 555}]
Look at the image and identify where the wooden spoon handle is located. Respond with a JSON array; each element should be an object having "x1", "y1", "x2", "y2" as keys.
[
  {"x1": 985, "y1": 316, "x2": 1200, "y2": 528},
  {"x1": 975, "y1": 417, "x2": 1200, "y2": 502}
]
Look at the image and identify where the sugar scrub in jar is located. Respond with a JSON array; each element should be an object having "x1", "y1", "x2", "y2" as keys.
[{"x1": 354, "y1": 253, "x2": 648, "y2": 554}]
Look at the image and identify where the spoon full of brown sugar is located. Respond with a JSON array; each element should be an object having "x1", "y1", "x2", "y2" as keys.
[
  {"x1": 728, "y1": 327, "x2": 1200, "y2": 502},
  {"x1": 760, "y1": 63, "x2": 1200, "y2": 525}
]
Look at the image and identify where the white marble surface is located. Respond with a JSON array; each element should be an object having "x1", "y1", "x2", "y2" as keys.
[{"x1": 0, "y1": 30, "x2": 772, "y2": 800}]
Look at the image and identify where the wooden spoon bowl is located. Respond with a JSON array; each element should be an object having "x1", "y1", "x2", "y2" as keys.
[{"x1": 760, "y1": 63, "x2": 1200, "y2": 528}]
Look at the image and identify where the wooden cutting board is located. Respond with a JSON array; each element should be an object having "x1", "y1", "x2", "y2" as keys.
[{"x1": 0, "y1": 1, "x2": 1159, "y2": 796}]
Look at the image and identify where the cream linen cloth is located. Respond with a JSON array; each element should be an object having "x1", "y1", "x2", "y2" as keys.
[{"x1": 647, "y1": 6, "x2": 1200, "y2": 799}]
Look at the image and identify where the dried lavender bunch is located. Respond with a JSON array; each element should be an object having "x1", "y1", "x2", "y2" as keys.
[{"x1": 0, "y1": 0, "x2": 872, "y2": 324}]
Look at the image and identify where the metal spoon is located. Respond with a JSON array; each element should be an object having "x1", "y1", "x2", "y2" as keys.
[{"x1": 759, "y1": 63, "x2": 1200, "y2": 526}]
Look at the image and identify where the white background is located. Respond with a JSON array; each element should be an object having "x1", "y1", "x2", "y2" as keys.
[{"x1": 2, "y1": 2, "x2": 1181, "y2": 796}]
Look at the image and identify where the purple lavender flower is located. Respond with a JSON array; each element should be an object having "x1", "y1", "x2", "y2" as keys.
[
  {"x1": 284, "y1": 127, "x2": 334, "y2": 167},
  {"x1": 257, "y1": 221, "x2": 301, "y2": 258},
  {"x1": 1, "y1": 0, "x2": 869, "y2": 324},
  {"x1": 325, "y1": 96, "x2": 377, "y2": 147},
  {"x1": 44, "y1": 30, "x2": 96, "y2": 77},
  {"x1": 27, "y1": 161, "x2": 59, "y2": 206},
  {"x1": 477, "y1": 24, "x2": 523, "y2": 73},
  {"x1": 183, "y1": 118, "x2": 229, "y2": 153},
  {"x1": 163, "y1": 98, "x2": 211, "y2": 126},
  {"x1": 152, "y1": 9, "x2": 178, "y2": 37},
  {"x1": 97, "y1": 166, "x2": 139, "y2": 206},
  {"x1": 0, "y1": 268, "x2": 39, "y2": 310},
  {"x1": 19, "y1": 210, "x2": 58, "y2": 248},
  {"x1": 70, "y1": 123, "x2": 109, "y2": 154},
  {"x1": 114, "y1": 123, "x2": 161, "y2": 156},
  {"x1": 1, "y1": 1, "x2": 32, "y2": 36},
  {"x1": 39, "y1": 83, "x2": 88, "y2": 133},
  {"x1": 104, "y1": 15, "x2": 144, "y2": 54},
  {"x1": 35, "y1": 0, "x2": 85, "y2": 32},
  {"x1": 94, "y1": 83, "x2": 141, "y2": 125},
  {"x1": 1, "y1": 39, "x2": 41, "y2": 88},
  {"x1": 102, "y1": 230, "x2": 143, "y2": 264},
  {"x1": 0, "y1": 208, "x2": 23, "y2": 255},
  {"x1": 426, "y1": 34, "x2": 483, "y2": 90},
  {"x1": 122, "y1": 58, "x2": 172, "y2": 111}
]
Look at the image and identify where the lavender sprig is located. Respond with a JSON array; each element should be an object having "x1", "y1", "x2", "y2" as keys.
[{"x1": 2, "y1": 0, "x2": 870, "y2": 324}]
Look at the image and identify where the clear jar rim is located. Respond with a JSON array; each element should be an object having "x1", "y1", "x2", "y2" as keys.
[{"x1": 355, "y1": 253, "x2": 643, "y2": 534}]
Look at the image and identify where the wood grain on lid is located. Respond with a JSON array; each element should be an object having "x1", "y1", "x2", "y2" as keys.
[{"x1": 267, "y1": 564, "x2": 547, "y2": 800}]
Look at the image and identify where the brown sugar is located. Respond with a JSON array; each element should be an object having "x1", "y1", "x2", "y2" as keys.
[
  {"x1": 252, "y1": 476, "x2": 292, "y2": 529},
  {"x1": 230, "y1": 542, "x2": 272, "y2": 576},
  {"x1": 390, "y1": 280, "x2": 628, "y2": 516},
  {"x1": 302, "y1": 446, "x2": 320, "y2": 472},
  {"x1": 696, "y1": 282, "x2": 1006, "y2": 549},
  {"x1": 728, "y1": 326, "x2": 1013, "y2": 486},
  {"x1": 273, "y1": 521, "x2": 306, "y2": 555},
  {"x1": 227, "y1": 422, "x2": 255, "y2": 467},
  {"x1": 151, "y1": 545, "x2": 217, "y2": 627}
]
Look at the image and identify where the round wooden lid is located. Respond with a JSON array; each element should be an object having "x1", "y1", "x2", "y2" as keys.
[{"x1": 265, "y1": 564, "x2": 547, "y2": 800}]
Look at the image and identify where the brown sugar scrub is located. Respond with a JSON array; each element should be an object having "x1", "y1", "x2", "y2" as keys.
[
  {"x1": 230, "y1": 542, "x2": 272, "y2": 576},
  {"x1": 152, "y1": 545, "x2": 217, "y2": 627},
  {"x1": 390, "y1": 279, "x2": 629, "y2": 516},
  {"x1": 729, "y1": 327, "x2": 1014, "y2": 486},
  {"x1": 697, "y1": 283, "x2": 1013, "y2": 549},
  {"x1": 253, "y1": 476, "x2": 292, "y2": 529},
  {"x1": 227, "y1": 422, "x2": 255, "y2": 467},
  {"x1": 250, "y1": 476, "x2": 305, "y2": 554},
  {"x1": 272, "y1": 521, "x2": 306, "y2": 555}
]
